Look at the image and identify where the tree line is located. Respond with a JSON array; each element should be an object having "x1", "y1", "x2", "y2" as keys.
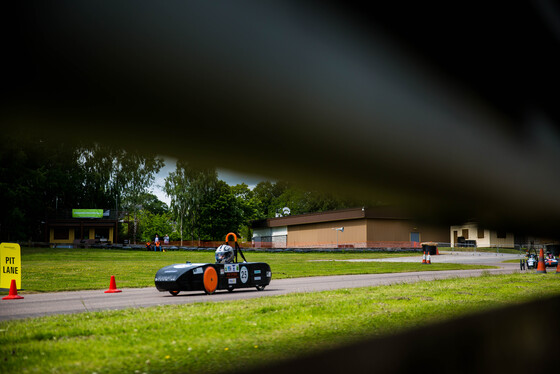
[
  {"x1": 0, "y1": 136, "x2": 366, "y2": 243},
  {"x1": 0, "y1": 135, "x2": 163, "y2": 242},
  {"x1": 162, "y1": 162, "x2": 364, "y2": 243}
]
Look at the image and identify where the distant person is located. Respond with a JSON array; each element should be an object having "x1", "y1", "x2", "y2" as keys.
[
  {"x1": 154, "y1": 234, "x2": 160, "y2": 251},
  {"x1": 164, "y1": 234, "x2": 169, "y2": 245}
]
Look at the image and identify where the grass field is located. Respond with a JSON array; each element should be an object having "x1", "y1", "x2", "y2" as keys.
[
  {"x1": 440, "y1": 247, "x2": 522, "y2": 254},
  {"x1": 1, "y1": 272, "x2": 559, "y2": 373},
  {"x1": 14, "y1": 248, "x2": 495, "y2": 293}
]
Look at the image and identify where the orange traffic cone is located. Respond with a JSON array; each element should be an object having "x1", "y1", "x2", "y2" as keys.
[
  {"x1": 556, "y1": 258, "x2": 560, "y2": 274},
  {"x1": 422, "y1": 251, "x2": 427, "y2": 264},
  {"x1": 2, "y1": 279, "x2": 24, "y2": 300},
  {"x1": 104, "y1": 275, "x2": 122, "y2": 293},
  {"x1": 427, "y1": 253, "x2": 432, "y2": 264},
  {"x1": 536, "y1": 248, "x2": 547, "y2": 274}
]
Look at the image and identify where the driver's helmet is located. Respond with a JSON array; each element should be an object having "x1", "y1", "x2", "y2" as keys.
[{"x1": 215, "y1": 244, "x2": 234, "y2": 264}]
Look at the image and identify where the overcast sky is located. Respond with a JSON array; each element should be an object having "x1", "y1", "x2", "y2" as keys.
[{"x1": 151, "y1": 157, "x2": 267, "y2": 205}]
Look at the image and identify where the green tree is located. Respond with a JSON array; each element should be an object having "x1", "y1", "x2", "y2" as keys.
[
  {"x1": 272, "y1": 186, "x2": 358, "y2": 215},
  {"x1": 251, "y1": 180, "x2": 366, "y2": 220},
  {"x1": 78, "y1": 143, "x2": 164, "y2": 243},
  {"x1": 0, "y1": 134, "x2": 164, "y2": 242},
  {"x1": 136, "y1": 192, "x2": 168, "y2": 215},
  {"x1": 164, "y1": 161, "x2": 219, "y2": 243},
  {"x1": 198, "y1": 180, "x2": 244, "y2": 240},
  {"x1": 164, "y1": 164, "x2": 189, "y2": 245},
  {"x1": 165, "y1": 162, "x2": 253, "y2": 241},
  {"x1": 231, "y1": 183, "x2": 260, "y2": 240},
  {"x1": 252, "y1": 180, "x2": 289, "y2": 218},
  {"x1": 0, "y1": 135, "x2": 85, "y2": 241},
  {"x1": 139, "y1": 211, "x2": 173, "y2": 243}
]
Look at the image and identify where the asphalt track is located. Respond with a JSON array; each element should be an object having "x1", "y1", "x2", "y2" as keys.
[{"x1": 0, "y1": 252, "x2": 523, "y2": 321}]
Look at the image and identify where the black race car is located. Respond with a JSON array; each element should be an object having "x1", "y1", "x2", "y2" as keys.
[
  {"x1": 154, "y1": 233, "x2": 271, "y2": 296},
  {"x1": 525, "y1": 253, "x2": 538, "y2": 269}
]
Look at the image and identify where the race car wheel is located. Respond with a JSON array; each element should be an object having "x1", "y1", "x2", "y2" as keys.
[
  {"x1": 169, "y1": 290, "x2": 180, "y2": 296},
  {"x1": 227, "y1": 286, "x2": 234, "y2": 292},
  {"x1": 256, "y1": 285, "x2": 266, "y2": 291},
  {"x1": 203, "y1": 266, "x2": 218, "y2": 294}
]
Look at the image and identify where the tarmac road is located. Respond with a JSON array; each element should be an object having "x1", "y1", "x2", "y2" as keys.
[{"x1": 0, "y1": 252, "x2": 523, "y2": 321}]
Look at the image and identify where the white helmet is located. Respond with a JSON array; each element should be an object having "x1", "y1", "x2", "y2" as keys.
[{"x1": 215, "y1": 244, "x2": 234, "y2": 263}]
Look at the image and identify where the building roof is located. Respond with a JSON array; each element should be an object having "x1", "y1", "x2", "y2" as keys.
[{"x1": 252, "y1": 206, "x2": 412, "y2": 228}]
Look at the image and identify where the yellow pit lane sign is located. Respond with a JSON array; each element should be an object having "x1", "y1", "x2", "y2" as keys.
[{"x1": 1, "y1": 243, "x2": 21, "y2": 290}]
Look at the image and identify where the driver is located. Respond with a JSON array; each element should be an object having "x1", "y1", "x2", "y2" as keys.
[{"x1": 215, "y1": 244, "x2": 235, "y2": 264}]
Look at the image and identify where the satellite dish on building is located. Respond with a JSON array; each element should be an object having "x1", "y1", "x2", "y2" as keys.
[{"x1": 282, "y1": 207, "x2": 291, "y2": 215}]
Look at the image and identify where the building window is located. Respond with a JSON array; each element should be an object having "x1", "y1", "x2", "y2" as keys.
[
  {"x1": 477, "y1": 227, "x2": 485, "y2": 239},
  {"x1": 74, "y1": 228, "x2": 83, "y2": 240},
  {"x1": 496, "y1": 231, "x2": 506, "y2": 239},
  {"x1": 84, "y1": 227, "x2": 92, "y2": 239},
  {"x1": 53, "y1": 228, "x2": 69, "y2": 240},
  {"x1": 95, "y1": 228, "x2": 110, "y2": 240},
  {"x1": 462, "y1": 229, "x2": 469, "y2": 239}
]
